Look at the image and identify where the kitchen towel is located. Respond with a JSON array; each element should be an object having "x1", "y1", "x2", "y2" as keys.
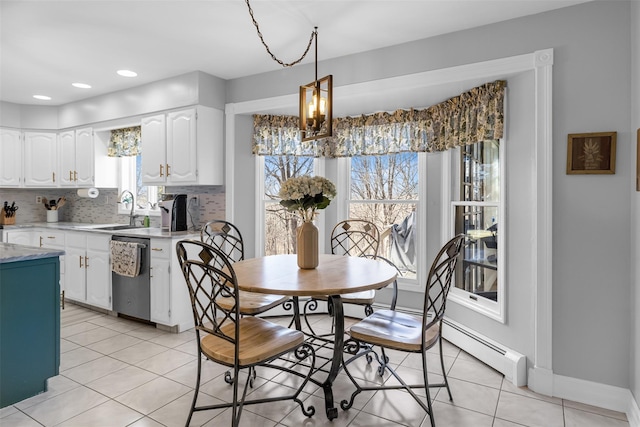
[
  {"x1": 77, "y1": 188, "x2": 99, "y2": 198},
  {"x1": 110, "y1": 240, "x2": 141, "y2": 277}
]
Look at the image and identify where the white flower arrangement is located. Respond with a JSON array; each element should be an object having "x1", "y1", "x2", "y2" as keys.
[{"x1": 279, "y1": 176, "x2": 337, "y2": 222}]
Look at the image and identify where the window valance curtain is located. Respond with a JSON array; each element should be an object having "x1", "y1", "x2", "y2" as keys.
[
  {"x1": 107, "y1": 126, "x2": 141, "y2": 157},
  {"x1": 252, "y1": 80, "x2": 506, "y2": 158}
]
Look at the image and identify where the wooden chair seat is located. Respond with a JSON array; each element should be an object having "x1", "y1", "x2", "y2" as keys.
[
  {"x1": 313, "y1": 289, "x2": 375, "y2": 305},
  {"x1": 216, "y1": 291, "x2": 288, "y2": 315},
  {"x1": 201, "y1": 316, "x2": 304, "y2": 366},
  {"x1": 349, "y1": 309, "x2": 439, "y2": 352}
]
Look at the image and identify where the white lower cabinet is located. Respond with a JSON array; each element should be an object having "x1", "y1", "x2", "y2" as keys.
[
  {"x1": 65, "y1": 232, "x2": 111, "y2": 310},
  {"x1": 149, "y1": 237, "x2": 192, "y2": 331},
  {"x1": 150, "y1": 238, "x2": 171, "y2": 324}
]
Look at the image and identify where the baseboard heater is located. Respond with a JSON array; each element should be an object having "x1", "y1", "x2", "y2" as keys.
[{"x1": 443, "y1": 316, "x2": 527, "y2": 386}]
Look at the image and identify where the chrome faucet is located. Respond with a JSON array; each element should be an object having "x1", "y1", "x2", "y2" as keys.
[{"x1": 119, "y1": 190, "x2": 137, "y2": 226}]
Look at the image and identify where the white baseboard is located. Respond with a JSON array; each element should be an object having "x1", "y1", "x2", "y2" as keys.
[
  {"x1": 552, "y1": 373, "x2": 640, "y2": 427},
  {"x1": 628, "y1": 394, "x2": 640, "y2": 427}
]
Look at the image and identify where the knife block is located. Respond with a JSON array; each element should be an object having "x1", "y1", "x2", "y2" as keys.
[{"x1": 1, "y1": 209, "x2": 15, "y2": 225}]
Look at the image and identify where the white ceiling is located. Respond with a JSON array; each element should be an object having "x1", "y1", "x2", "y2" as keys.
[{"x1": 1, "y1": 0, "x2": 590, "y2": 107}]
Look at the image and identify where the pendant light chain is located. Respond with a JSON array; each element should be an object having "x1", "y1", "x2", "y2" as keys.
[{"x1": 244, "y1": 0, "x2": 316, "y2": 67}]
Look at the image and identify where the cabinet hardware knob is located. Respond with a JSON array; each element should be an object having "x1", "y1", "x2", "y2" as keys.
[
  {"x1": 85, "y1": 256, "x2": 89, "y2": 268},
  {"x1": 52, "y1": 171, "x2": 55, "y2": 182},
  {"x1": 69, "y1": 170, "x2": 73, "y2": 181},
  {"x1": 74, "y1": 170, "x2": 78, "y2": 181},
  {"x1": 151, "y1": 248, "x2": 163, "y2": 251},
  {"x1": 159, "y1": 164, "x2": 164, "y2": 177},
  {"x1": 150, "y1": 266, "x2": 153, "y2": 278},
  {"x1": 39, "y1": 236, "x2": 43, "y2": 247},
  {"x1": 79, "y1": 255, "x2": 83, "y2": 268},
  {"x1": 166, "y1": 163, "x2": 170, "y2": 176}
]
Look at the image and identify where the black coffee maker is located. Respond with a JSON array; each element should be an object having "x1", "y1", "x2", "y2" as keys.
[{"x1": 159, "y1": 194, "x2": 188, "y2": 231}]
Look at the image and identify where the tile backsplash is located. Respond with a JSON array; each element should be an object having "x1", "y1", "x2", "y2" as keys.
[{"x1": 0, "y1": 186, "x2": 225, "y2": 231}]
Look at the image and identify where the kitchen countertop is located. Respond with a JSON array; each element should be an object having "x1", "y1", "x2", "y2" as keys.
[
  {"x1": 0, "y1": 242, "x2": 64, "y2": 264},
  {"x1": 1, "y1": 222, "x2": 201, "y2": 239}
]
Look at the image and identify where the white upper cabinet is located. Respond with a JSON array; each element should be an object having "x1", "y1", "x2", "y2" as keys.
[
  {"x1": 0, "y1": 128, "x2": 22, "y2": 187},
  {"x1": 24, "y1": 131, "x2": 58, "y2": 187},
  {"x1": 59, "y1": 127, "x2": 94, "y2": 187},
  {"x1": 166, "y1": 108, "x2": 198, "y2": 182},
  {"x1": 141, "y1": 106, "x2": 223, "y2": 186},
  {"x1": 141, "y1": 114, "x2": 167, "y2": 183}
]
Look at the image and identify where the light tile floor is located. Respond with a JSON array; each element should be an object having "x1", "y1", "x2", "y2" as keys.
[{"x1": 1, "y1": 303, "x2": 630, "y2": 427}]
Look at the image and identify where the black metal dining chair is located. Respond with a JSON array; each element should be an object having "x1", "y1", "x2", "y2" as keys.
[
  {"x1": 176, "y1": 239, "x2": 316, "y2": 427},
  {"x1": 340, "y1": 234, "x2": 465, "y2": 427},
  {"x1": 201, "y1": 220, "x2": 289, "y2": 386},
  {"x1": 303, "y1": 219, "x2": 381, "y2": 329}
]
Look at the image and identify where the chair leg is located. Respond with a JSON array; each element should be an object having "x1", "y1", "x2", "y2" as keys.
[
  {"x1": 230, "y1": 365, "x2": 253, "y2": 427},
  {"x1": 438, "y1": 335, "x2": 453, "y2": 401},
  {"x1": 185, "y1": 355, "x2": 202, "y2": 427},
  {"x1": 224, "y1": 366, "x2": 256, "y2": 388},
  {"x1": 376, "y1": 347, "x2": 390, "y2": 376},
  {"x1": 422, "y1": 350, "x2": 436, "y2": 427}
]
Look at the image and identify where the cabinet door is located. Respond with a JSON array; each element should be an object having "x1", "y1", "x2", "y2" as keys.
[
  {"x1": 166, "y1": 109, "x2": 197, "y2": 183},
  {"x1": 5, "y1": 231, "x2": 34, "y2": 246},
  {"x1": 86, "y1": 248, "x2": 111, "y2": 309},
  {"x1": 58, "y1": 130, "x2": 76, "y2": 186},
  {"x1": 0, "y1": 128, "x2": 22, "y2": 187},
  {"x1": 64, "y1": 245, "x2": 87, "y2": 302},
  {"x1": 150, "y1": 258, "x2": 171, "y2": 324},
  {"x1": 24, "y1": 132, "x2": 57, "y2": 187},
  {"x1": 141, "y1": 114, "x2": 167, "y2": 183},
  {"x1": 75, "y1": 128, "x2": 94, "y2": 187},
  {"x1": 58, "y1": 131, "x2": 76, "y2": 186}
]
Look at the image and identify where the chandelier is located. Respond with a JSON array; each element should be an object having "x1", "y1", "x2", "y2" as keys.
[{"x1": 245, "y1": 1, "x2": 333, "y2": 141}]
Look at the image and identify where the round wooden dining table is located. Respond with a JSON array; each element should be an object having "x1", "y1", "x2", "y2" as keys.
[{"x1": 231, "y1": 253, "x2": 397, "y2": 420}]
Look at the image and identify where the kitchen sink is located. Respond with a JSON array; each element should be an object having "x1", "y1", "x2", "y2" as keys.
[{"x1": 91, "y1": 225, "x2": 144, "y2": 231}]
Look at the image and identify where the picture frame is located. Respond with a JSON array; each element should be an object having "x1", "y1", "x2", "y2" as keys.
[{"x1": 566, "y1": 131, "x2": 617, "y2": 175}]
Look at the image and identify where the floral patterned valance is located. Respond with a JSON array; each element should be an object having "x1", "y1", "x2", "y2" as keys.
[
  {"x1": 108, "y1": 126, "x2": 141, "y2": 157},
  {"x1": 252, "y1": 80, "x2": 506, "y2": 158}
]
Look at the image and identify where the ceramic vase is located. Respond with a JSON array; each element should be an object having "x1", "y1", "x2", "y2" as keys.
[{"x1": 296, "y1": 221, "x2": 319, "y2": 269}]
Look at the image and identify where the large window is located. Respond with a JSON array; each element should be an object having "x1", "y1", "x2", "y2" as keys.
[
  {"x1": 347, "y1": 153, "x2": 419, "y2": 279},
  {"x1": 261, "y1": 155, "x2": 315, "y2": 255}
]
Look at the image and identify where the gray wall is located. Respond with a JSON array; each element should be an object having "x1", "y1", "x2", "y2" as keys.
[
  {"x1": 228, "y1": 1, "x2": 633, "y2": 390},
  {"x1": 632, "y1": 0, "x2": 639, "y2": 407}
]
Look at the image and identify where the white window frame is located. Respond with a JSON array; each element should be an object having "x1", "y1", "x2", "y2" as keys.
[
  {"x1": 337, "y1": 153, "x2": 428, "y2": 293},
  {"x1": 255, "y1": 155, "x2": 327, "y2": 257},
  {"x1": 443, "y1": 140, "x2": 507, "y2": 323}
]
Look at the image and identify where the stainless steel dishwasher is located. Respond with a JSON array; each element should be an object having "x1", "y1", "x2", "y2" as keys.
[{"x1": 111, "y1": 235, "x2": 151, "y2": 321}]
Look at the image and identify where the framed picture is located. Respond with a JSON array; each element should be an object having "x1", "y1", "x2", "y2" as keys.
[{"x1": 566, "y1": 131, "x2": 617, "y2": 175}]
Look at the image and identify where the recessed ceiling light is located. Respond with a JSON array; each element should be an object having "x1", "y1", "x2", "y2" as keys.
[
  {"x1": 117, "y1": 70, "x2": 137, "y2": 77},
  {"x1": 33, "y1": 95, "x2": 52, "y2": 100},
  {"x1": 72, "y1": 82, "x2": 91, "y2": 89}
]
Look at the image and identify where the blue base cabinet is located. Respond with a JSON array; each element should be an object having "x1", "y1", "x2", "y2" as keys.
[{"x1": 0, "y1": 257, "x2": 60, "y2": 408}]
